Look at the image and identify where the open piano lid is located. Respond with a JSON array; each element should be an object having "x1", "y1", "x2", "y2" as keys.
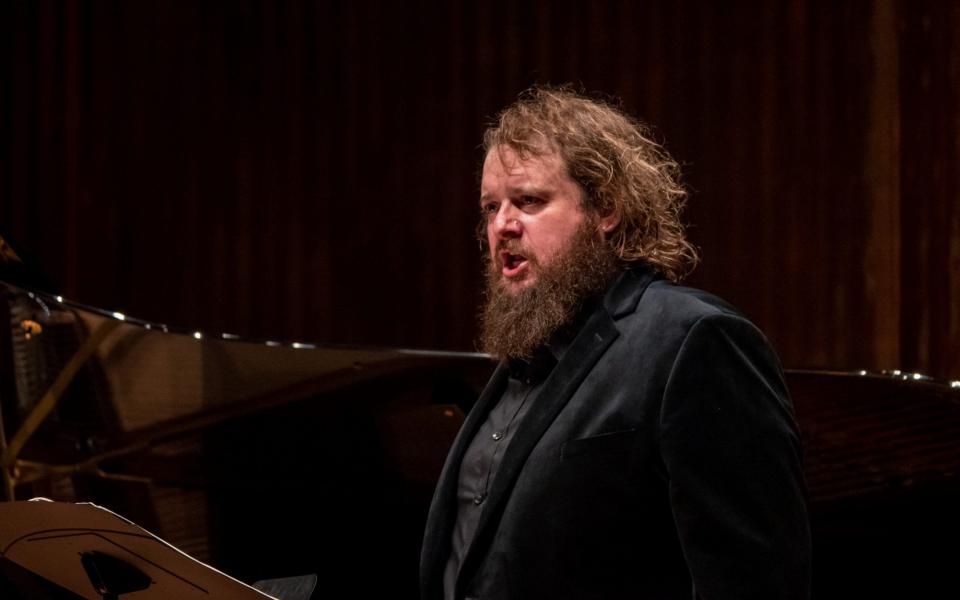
[{"x1": 0, "y1": 272, "x2": 494, "y2": 597}]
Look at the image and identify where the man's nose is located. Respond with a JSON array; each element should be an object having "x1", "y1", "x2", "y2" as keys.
[{"x1": 492, "y1": 204, "x2": 522, "y2": 239}]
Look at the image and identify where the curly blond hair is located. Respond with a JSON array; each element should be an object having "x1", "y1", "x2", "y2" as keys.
[{"x1": 483, "y1": 85, "x2": 699, "y2": 282}]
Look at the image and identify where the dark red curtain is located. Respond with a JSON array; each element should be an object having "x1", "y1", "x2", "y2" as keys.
[{"x1": 1, "y1": 0, "x2": 957, "y2": 379}]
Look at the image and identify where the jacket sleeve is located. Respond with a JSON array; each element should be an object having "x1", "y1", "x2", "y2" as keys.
[{"x1": 658, "y1": 314, "x2": 811, "y2": 600}]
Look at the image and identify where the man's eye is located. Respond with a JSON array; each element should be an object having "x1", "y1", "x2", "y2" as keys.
[
  {"x1": 519, "y1": 195, "x2": 541, "y2": 206},
  {"x1": 481, "y1": 203, "x2": 498, "y2": 215}
]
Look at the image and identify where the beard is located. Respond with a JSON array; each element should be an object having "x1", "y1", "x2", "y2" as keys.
[{"x1": 479, "y1": 222, "x2": 620, "y2": 360}]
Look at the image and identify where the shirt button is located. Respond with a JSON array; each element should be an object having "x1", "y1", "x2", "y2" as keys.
[
  {"x1": 473, "y1": 493, "x2": 485, "y2": 505},
  {"x1": 492, "y1": 431, "x2": 503, "y2": 441}
]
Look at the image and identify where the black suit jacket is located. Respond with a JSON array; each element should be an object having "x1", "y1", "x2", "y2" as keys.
[{"x1": 421, "y1": 268, "x2": 811, "y2": 600}]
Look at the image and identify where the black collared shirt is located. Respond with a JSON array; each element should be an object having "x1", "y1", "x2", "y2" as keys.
[{"x1": 443, "y1": 348, "x2": 558, "y2": 600}]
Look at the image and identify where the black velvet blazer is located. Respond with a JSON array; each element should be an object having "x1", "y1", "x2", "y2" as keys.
[{"x1": 420, "y1": 268, "x2": 811, "y2": 600}]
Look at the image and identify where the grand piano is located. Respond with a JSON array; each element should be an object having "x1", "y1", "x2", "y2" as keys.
[{"x1": 1, "y1": 246, "x2": 958, "y2": 598}]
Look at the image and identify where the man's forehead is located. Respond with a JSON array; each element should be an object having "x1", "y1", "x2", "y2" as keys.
[
  {"x1": 482, "y1": 145, "x2": 566, "y2": 188},
  {"x1": 486, "y1": 144, "x2": 560, "y2": 170}
]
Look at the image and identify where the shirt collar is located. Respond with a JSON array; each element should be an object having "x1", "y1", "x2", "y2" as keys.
[{"x1": 506, "y1": 346, "x2": 558, "y2": 385}]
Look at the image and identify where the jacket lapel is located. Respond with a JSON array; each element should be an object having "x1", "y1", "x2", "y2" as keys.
[
  {"x1": 455, "y1": 307, "x2": 620, "y2": 592},
  {"x1": 454, "y1": 268, "x2": 658, "y2": 595},
  {"x1": 420, "y1": 361, "x2": 509, "y2": 598},
  {"x1": 431, "y1": 268, "x2": 658, "y2": 597}
]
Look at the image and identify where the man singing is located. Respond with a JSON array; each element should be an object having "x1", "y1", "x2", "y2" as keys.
[{"x1": 421, "y1": 86, "x2": 810, "y2": 600}]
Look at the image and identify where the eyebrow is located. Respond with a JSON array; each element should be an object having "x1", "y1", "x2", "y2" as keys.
[{"x1": 479, "y1": 186, "x2": 552, "y2": 204}]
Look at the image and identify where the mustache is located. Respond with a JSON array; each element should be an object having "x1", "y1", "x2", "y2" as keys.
[
  {"x1": 495, "y1": 239, "x2": 522, "y2": 253},
  {"x1": 493, "y1": 240, "x2": 537, "y2": 265},
  {"x1": 490, "y1": 244, "x2": 540, "y2": 275}
]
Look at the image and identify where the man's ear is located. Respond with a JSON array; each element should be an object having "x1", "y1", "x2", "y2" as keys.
[{"x1": 598, "y1": 212, "x2": 620, "y2": 236}]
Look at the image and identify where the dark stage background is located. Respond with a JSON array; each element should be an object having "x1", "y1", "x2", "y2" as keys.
[{"x1": 1, "y1": 0, "x2": 957, "y2": 380}]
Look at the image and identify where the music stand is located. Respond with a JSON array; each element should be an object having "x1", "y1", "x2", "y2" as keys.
[{"x1": 0, "y1": 499, "x2": 281, "y2": 599}]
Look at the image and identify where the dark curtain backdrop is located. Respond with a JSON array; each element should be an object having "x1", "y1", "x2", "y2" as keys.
[{"x1": 1, "y1": 0, "x2": 957, "y2": 379}]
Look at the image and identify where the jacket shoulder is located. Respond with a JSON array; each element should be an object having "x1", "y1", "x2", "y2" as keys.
[{"x1": 631, "y1": 280, "x2": 745, "y2": 325}]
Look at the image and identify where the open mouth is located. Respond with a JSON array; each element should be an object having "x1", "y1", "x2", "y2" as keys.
[{"x1": 500, "y1": 251, "x2": 529, "y2": 278}]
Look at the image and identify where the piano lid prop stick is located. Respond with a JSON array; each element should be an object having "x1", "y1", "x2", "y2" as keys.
[{"x1": 0, "y1": 319, "x2": 122, "y2": 496}]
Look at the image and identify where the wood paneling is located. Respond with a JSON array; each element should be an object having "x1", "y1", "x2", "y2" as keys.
[{"x1": 1, "y1": 0, "x2": 957, "y2": 378}]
